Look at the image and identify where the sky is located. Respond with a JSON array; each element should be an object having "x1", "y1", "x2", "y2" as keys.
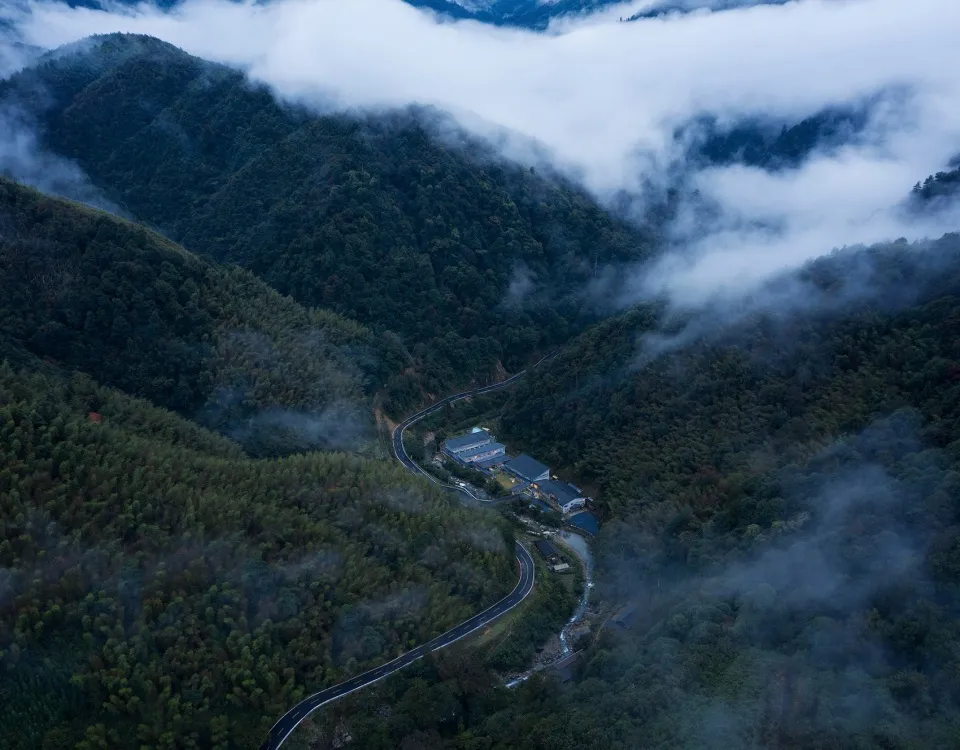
[{"x1": 3, "y1": 0, "x2": 960, "y2": 310}]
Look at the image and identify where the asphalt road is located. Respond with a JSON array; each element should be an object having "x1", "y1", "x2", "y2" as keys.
[
  {"x1": 392, "y1": 351, "x2": 556, "y2": 502},
  {"x1": 260, "y1": 359, "x2": 552, "y2": 749},
  {"x1": 259, "y1": 542, "x2": 535, "y2": 750}
]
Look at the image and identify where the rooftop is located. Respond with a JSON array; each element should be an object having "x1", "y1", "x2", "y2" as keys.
[
  {"x1": 505, "y1": 454, "x2": 550, "y2": 481},
  {"x1": 475, "y1": 454, "x2": 509, "y2": 469},
  {"x1": 552, "y1": 651, "x2": 580, "y2": 682},
  {"x1": 444, "y1": 430, "x2": 492, "y2": 453},
  {"x1": 534, "y1": 538, "x2": 559, "y2": 559},
  {"x1": 613, "y1": 604, "x2": 639, "y2": 629},
  {"x1": 457, "y1": 441, "x2": 506, "y2": 461},
  {"x1": 538, "y1": 479, "x2": 584, "y2": 506}
]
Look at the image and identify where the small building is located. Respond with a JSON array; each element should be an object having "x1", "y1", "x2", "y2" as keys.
[
  {"x1": 443, "y1": 429, "x2": 493, "y2": 457},
  {"x1": 538, "y1": 479, "x2": 588, "y2": 515},
  {"x1": 552, "y1": 651, "x2": 581, "y2": 682},
  {"x1": 534, "y1": 538, "x2": 560, "y2": 563},
  {"x1": 612, "y1": 604, "x2": 639, "y2": 630},
  {"x1": 504, "y1": 454, "x2": 550, "y2": 483},
  {"x1": 533, "y1": 539, "x2": 570, "y2": 571},
  {"x1": 455, "y1": 441, "x2": 506, "y2": 464}
]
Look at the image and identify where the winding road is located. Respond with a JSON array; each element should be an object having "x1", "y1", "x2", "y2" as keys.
[
  {"x1": 260, "y1": 356, "x2": 552, "y2": 749},
  {"x1": 393, "y1": 350, "x2": 555, "y2": 502}
]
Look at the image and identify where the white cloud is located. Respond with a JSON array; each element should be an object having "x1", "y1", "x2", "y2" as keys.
[
  {"x1": 0, "y1": 104, "x2": 123, "y2": 211},
  {"x1": 6, "y1": 0, "x2": 960, "y2": 308}
]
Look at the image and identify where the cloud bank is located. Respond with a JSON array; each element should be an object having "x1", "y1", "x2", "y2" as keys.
[
  {"x1": 5, "y1": 0, "x2": 960, "y2": 308},
  {"x1": 0, "y1": 104, "x2": 123, "y2": 211}
]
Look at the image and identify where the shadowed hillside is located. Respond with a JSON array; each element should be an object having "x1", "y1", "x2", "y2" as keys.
[
  {"x1": 315, "y1": 234, "x2": 960, "y2": 749},
  {"x1": 1, "y1": 34, "x2": 656, "y2": 412},
  {"x1": 0, "y1": 177, "x2": 386, "y2": 456}
]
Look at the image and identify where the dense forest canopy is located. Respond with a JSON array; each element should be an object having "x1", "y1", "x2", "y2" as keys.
[
  {"x1": 500, "y1": 233, "x2": 960, "y2": 516},
  {"x1": 0, "y1": 33, "x2": 656, "y2": 409},
  {"x1": 0, "y1": 178, "x2": 390, "y2": 456},
  {"x1": 263, "y1": 233, "x2": 960, "y2": 750},
  {"x1": 678, "y1": 106, "x2": 871, "y2": 171},
  {"x1": 0, "y1": 358, "x2": 516, "y2": 750},
  {"x1": 913, "y1": 164, "x2": 960, "y2": 208},
  {"x1": 3, "y1": 25, "x2": 960, "y2": 750}
]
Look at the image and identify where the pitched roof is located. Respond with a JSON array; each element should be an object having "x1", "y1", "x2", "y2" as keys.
[
  {"x1": 458, "y1": 442, "x2": 506, "y2": 461},
  {"x1": 444, "y1": 430, "x2": 491, "y2": 452},
  {"x1": 613, "y1": 604, "x2": 639, "y2": 629},
  {"x1": 475, "y1": 454, "x2": 509, "y2": 468},
  {"x1": 534, "y1": 539, "x2": 559, "y2": 558},
  {"x1": 552, "y1": 651, "x2": 580, "y2": 682},
  {"x1": 538, "y1": 479, "x2": 583, "y2": 507},
  {"x1": 505, "y1": 454, "x2": 550, "y2": 481}
]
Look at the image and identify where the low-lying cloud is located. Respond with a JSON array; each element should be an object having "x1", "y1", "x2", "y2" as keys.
[
  {"x1": 0, "y1": 104, "x2": 122, "y2": 211},
  {"x1": 4, "y1": 0, "x2": 960, "y2": 310},
  {"x1": 627, "y1": 0, "x2": 792, "y2": 20}
]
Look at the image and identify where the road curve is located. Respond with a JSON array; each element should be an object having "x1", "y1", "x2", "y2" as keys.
[
  {"x1": 392, "y1": 350, "x2": 556, "y2": 501},
  {"x1": 259, "y1": 542, "x2": 535, "y2": 750},
  {"x1": 260, "y1": 358, "x2": 552, "y2": 749}
]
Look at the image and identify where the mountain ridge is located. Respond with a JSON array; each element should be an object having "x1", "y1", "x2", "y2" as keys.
[
  {"x1": 0, "y1": 176, "x2": 387, "y2": 456},
  {"x1": 1, "y1": 33, "x2": 656, "y2": 412}
]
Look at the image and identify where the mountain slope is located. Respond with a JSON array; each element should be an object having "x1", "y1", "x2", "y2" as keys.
[
  {"x1": 0, "y1": 177, "x2": 385, "y2": 456},
  {"x1": 626, "y1": 0, "x2": 793, "y2": 23},
  {"x1": 501, "y1": 235, "x2": 960, "y2": 520},
  {"x1": 679, "y1": 106, "x2": 871, "y2": 171},
  {"x1": 913, "y1": 163, "x2": 960, "y2": 209},
  {"x1": 0, "y1": 360, "x2": 516, "y2": 750},
  {"x1": 0, "y1": 34, "x2": 655, "y2": 409},
  {"x1": 292, "y1": 235, "x2": 960, "y2": 750}
]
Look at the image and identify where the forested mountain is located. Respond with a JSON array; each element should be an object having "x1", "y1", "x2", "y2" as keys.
[
  {"x1": 502, "y1": 233, "x2": 960, "y2": 518},
  {"x1": 0, "y1": 34, "x2": 655, "y2": 409},
  {"x1": 4, "y1": 19, "x2": 960, "y2": 750},
  {"x1": 0, "y1": 360, "x2": 516, "y2": 750},
  {"x1": 680, "y1": 106, "x2": 870, "y2": 171},
  {"x1": 453, "y1": 233, "x2": 960, "y2": 747},
  {"x1": 301, "y1": 234, "x2": 960, "y2": 749},
  {"x1": 0, "y1": 178, "x2": 391, "y2": 456},
  {"x1": 626, "y1": 0, "x2": 792, "y2": 23},
  {"x1": 913, "y1": 163, "x2": 960, "y2": 208}
]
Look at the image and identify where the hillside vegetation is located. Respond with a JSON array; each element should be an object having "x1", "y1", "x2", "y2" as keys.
[
  {"x1": 0, "y1": 178, "x2": 386, "y2": 456},
  {"x1": 477, "y1": 234, "x2": 960, "y2": 747},
  {"x1": 1, "y1": 34, "x2": 655, "y2": 410},
  {"x1": 313, "y1": 234, "x2": 960, "y2": 749},
  {"x1": 0, "y1": 360, "x2": 516, "y2": 750},
  {"x1": 912, "y1": 164, "x2": 960, "y2": 208},
  {"x1": 0, "y1": 173, "x2": 520, "y2": 750},
  {"x1": 500, "y1": 235, "x2": 960, "y2": 520}
]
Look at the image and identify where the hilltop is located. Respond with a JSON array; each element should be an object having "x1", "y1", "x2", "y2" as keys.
[
  {"x1": 0, "y1": 176, "x2": 519, "y2": 750},
  {"x1": 0, "y1": 177, "x2": 388, "y2": 456},
  {"x1": 1, "y1": 33, "x2": 655, "y2": 411}
]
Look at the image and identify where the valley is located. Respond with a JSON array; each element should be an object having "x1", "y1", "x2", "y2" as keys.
[{"x1": 1, "y1": 5, "x2": 960, "y2": 749}]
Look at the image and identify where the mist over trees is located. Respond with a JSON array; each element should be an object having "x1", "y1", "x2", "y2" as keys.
[
  {"x1": 0, "y1": 172, "x2": 525, "y2": 750},
  {"x1": 913, "y1": 163, "x2": 960, "y2": 210},
  {"x1": 272, "y1": 231, "x2": 960, "y2": 750},
  {"x1": 677, "y1": 106, "x2": 873, "y2": 172},
  {"x1": 1, "y1": 18, "x2": 960, "y2": 750},
  {"x1": 0, "y1": 34, "x2": 656, "y2": 412},
  {"x1": 0, "y1": 360, "x2": 515, "y2": 749},
  {"x1": 0, "y1": 178, "x2": 386, "y2": 456}
]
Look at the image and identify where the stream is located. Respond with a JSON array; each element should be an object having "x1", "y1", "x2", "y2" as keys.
[
  {"x1": 506, "y1": 529, "x2": 594, "y2": 688},
  {"x1": 557, "y1": 530, "x2": 594, "y2": 655}
]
